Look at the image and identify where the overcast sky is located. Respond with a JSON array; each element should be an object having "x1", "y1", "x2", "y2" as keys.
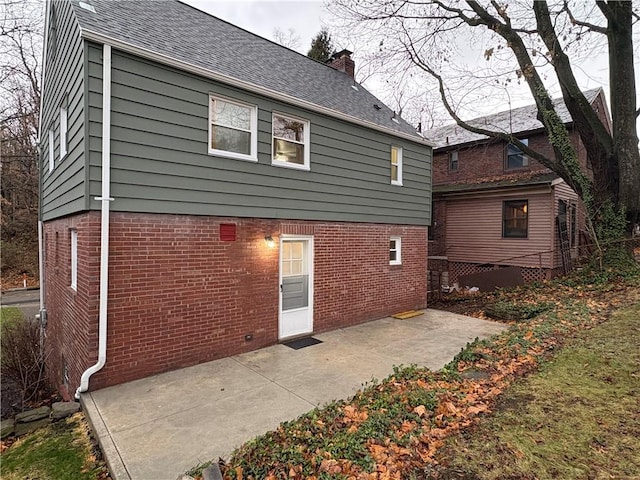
[{"x1": 182, "y1": 1, "x2": 629, "y2": 130}]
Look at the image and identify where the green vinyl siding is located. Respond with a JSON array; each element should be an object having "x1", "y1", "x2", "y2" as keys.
[
  {"x1": 40, "y1": 0, "x2": 85, "y2": 221},
  {"x1": 84, "y1": 46, "x2": 431, "y2": 225}
]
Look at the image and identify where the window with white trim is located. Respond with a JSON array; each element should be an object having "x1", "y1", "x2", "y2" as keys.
[
  {"x1": 59, "y1": 106, "x2": 68, "y2": 158},
  {"x1": 272, "y1": 113, "x2": 310, "y2": 169},
  {"x1": 70, "y1": 229, "x2": 78, "y2": 290},
  {"x1": 208, "y1": 94, "x2": 257, "y2": 161},
  {"x1": 48, "y1": 129, "x2": 54, "y2": 173},
  {"x1": 391, "y1": 145, "x2": 402, "y2": 185},
  {"x1": 389, "y1": 236, "x2": 402, "y2": 265}
]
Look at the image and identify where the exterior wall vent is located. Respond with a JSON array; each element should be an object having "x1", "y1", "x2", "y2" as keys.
[{"x1": 220, "y1": 223, "x2": 237, "y2": 241}]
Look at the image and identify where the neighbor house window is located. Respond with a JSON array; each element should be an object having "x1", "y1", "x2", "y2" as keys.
[
  {"x1": 449, "y1": 150, "x2": 459, "y2": 171},
  {"x1": 208, "y1": 94, "x2": 257, "y2": 161},
  {"x1": 506, "y1": 139, "x2": 529, "y2": 169},
  {"x1": 70, "y1": 229, "x2": 78, "y2": 290},
  {"x1": 391, "y1": 145, "x2": 402, "y2": 185},
  {"x1": 272, "y1": 113, "x2": 310, "y2": 169},
  {"x1": 389, "y1": 236, "x2": 402, "y2": 265},
  {"x1": 48, "y1": 129, "x2": 54, "y2": 173},
  {"x1": 59, "y1": 106, "x2": 68, "y2": 158},
  {"x1": 503, "y1": 200, "x2": 528, "y2": 238}
]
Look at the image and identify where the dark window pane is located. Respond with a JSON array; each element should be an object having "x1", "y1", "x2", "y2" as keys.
[
  {"x1": 211, "y1": 125, "x2": 251, "y2": 155},
  {"x1": 503, "y1": 200, "x2": 528, "y2": 238},
  {"x1": 273, "y1": 138, "x2": 304, "y2": 165},
  {"x1": 506, "y1": 140, "x2": 529, "y2": 169}
]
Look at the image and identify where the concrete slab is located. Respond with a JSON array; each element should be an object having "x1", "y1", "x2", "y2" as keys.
[{"x1": 84, "y1": 309, "x2": 506, "y2": 480}]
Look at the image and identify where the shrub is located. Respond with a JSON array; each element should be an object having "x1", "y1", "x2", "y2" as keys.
[{"x1": 1, "y1": 313, "x2": 51, "y2": 409}]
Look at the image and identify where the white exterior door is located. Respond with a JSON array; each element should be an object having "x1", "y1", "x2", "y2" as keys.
[{"x1": 279, "y1": 236, "x2": 313, "y2": 339}]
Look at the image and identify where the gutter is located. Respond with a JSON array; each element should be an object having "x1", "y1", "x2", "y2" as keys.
[
  {"x1": 76, "y1": 43, "x2": 113, "y2": 399},
  {"x1": 79, "y1": 28, "x2": 435, "y2": 148}
]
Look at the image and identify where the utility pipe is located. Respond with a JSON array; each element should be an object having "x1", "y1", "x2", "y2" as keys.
[{"x1": 76, "y1": 44, "x2": 112, "y2": 399}]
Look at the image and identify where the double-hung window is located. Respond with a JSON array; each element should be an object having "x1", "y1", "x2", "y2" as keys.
[
  {"x1": 503, "y1": 200, "x2": 528, "y2": 238},
  {"x1": 506, "y1": 139, "x2": 529, "y2": 169},
  {"x1": 60, "y1": 106, "x2": 68, "y2": 159},
  {"x1": 48, "y1": 129, "x2": 54, "y2": 173},
  {"x1": 209, "y1": 94, "x2": 257, "y2": 161},
  {"x1": 449, "y1": 151, "x2": 459, "y2": 171},
  {"x1": 391, "y1": 145, "x2": 402, "y2": 185},
  {"x1": 389, "y1": 236, "x2": 402, "y2": 265},
  {"x1": 272, "y1": 113, "x2": 310, "y2": 170}
]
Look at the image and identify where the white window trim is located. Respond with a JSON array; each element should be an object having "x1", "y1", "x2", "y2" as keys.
[
  {"x1": 208, "y1": 93, "x2": 258, "y2": 162},
  {"x1": 390, "y1": 236, "x2": 402, "y2": 265},
  {"x1": 70, "y1": 229, "x2": 78, "y2": 291},
  {"x1": 48, "y1": 129, "x2": 54, "y2": 173},
  {"x1": 60, "y1": 106, "x2": 68, "y2": 159},
  {"x1": 391, "y1": 145, "x2": 403, "y2": 186},
  {"x1": 271, "y1": 112, "x2": 310, "y2": 171}
]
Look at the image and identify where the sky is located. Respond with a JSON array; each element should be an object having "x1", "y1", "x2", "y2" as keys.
[{"x1": 181, "y1": 0, "x2": 631, "y2": 131}]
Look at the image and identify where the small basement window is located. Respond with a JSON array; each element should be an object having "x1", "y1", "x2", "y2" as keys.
[
  {"x1": 503, "y1": 200, "x2": 528, "y2": 238},
  {"x1": 389, "y1": 236, "x2": 402, "y2": 265}
]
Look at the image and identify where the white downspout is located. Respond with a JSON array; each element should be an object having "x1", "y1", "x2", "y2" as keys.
[{"x1": 76, "y1": 44, "x2": 112, "y2": 399}]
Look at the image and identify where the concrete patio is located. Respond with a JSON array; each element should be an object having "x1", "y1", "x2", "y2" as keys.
[{"x1": 82, "y1": 309, "x2": 506, "y2": 480}]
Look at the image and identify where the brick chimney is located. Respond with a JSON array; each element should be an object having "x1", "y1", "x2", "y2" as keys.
[{"x1": 328, "y1": 49, "x2": 355, "y2": 78}]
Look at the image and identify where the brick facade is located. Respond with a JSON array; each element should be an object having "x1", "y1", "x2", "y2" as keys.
[{"x1": 44, "y1": 212, "x2": 427, "y2": 391}]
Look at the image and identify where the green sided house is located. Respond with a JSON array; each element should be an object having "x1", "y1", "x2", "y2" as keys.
[{"x1": 39, "y1": 0, "x2": 433, "y2": 397}]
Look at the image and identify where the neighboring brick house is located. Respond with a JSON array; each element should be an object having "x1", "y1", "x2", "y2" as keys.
[
  {"x1": 39, "y1": 0, "x2": 433, "y2": 396},
  {"x1": 425, "y1": 88, "x2": 609, "y2": 289}
]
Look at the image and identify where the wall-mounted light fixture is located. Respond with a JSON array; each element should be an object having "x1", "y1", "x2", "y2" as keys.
[{"x1": 264, "y1": 235, "x2": 276, "y2": 248}]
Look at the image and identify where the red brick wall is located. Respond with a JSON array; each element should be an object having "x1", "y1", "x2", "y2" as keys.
[
  {"x1": 44, "y1": 212, "x2": 101, "y2": 399},
  {"x1": 44, "y1": 212, "x2": 427, "y2": 391}
]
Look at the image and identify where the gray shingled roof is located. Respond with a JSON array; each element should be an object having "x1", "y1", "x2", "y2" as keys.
[
  {"x1": 69, "y1": 0, "x2": 421, "y2": 140},
  {"x1": 425, "y1": 88, "x2": 602, "y2": 150}
]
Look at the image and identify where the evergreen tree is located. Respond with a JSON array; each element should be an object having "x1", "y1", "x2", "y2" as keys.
[{"x1": 307, "y1": 29, "x2": 334, "y2": 63}]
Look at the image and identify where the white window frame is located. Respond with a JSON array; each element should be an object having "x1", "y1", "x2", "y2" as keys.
[
  {"x1": 391, "y1": 145, "x2": 403, "y2": 186},
  {"x1": 389, "y1": 236, "x2": 402, "y2": 265},
  {"x1": 48, "y1": 129, "x2": 54, "y2": 173},
  {"x1": 70, "y1": 229, "x2": 78, "y2": 290},
  {"x1": 271, "y1": 112, "x2": 310, "y2": 171},
  {"x1": 59, "y1": 106, "x2": 68, "y2": 159},
  {"x1": 208, "y1": 94, "x2": 258, "y2": 162}
]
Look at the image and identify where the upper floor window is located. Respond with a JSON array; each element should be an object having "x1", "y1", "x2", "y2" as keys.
[
  {"x1": 59, "y1": 106, "x2": 68, "y2": 159},
  {"x1": 503, "y1": 200, "x2": 528, "y2": 238},
  {"x1": 506, "y1": 139, "x2": 529, "y2": 169},
  {"x1": 48, "y1": 129, "x2": 54, "y2": 173},
  {"x1": 391, "y1": 145, "x2": 402, "y2": 185},
  {"x1": 449, "y1": 150, "x2": 459, "y2": 171},
  {"x1": 389, "y1": 236, "x2": 402, "y2": 265},
  {"x1": 209, "y1": 94, "x2": 257, "y2": 161},
  {"x1": 272, "y1": 113, "x2": 310, "y2": 170}
]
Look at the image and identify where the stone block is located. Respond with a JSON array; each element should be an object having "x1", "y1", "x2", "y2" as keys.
[
  {"x1": 15, "y1": 406, "x2": 50, "y2": 423},
  {"x1": 14, "y1": 417, "x2": 51, "y2": 436},
  {"x1": 1, "y1": 418, "x2": 15, "y2": 439},
  {"x1": 202, "y1": 464, "x2": 223, "y2": 480},
  {"x1": 51, "y1": 401, "x2": 81, "y2": 420}
]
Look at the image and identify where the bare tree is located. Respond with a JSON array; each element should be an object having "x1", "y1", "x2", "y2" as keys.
[
  {"x1": 1, "y1": 0, "x2": 42, "y2": 278},
  {"x1": 272, "y1": 27, "x2": 301, "y2": 51},
  {"x1": 331, "y1": 0, "x2": 640, "y2": 266}
]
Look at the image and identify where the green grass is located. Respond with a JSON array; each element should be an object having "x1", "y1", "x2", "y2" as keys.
[
  {"x1": 0, "y1": 306, "x2": 23, "y2": 329},
  {"x1": 434, "y1": 302, "x2": 640, "y2": 480},
  {"x1": 1, "y1": 414, "x2": 107, "y2": 480}
]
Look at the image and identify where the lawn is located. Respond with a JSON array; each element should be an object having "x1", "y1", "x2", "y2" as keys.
[
  {"x1": 185, "y1": 267, "x2": 640, "y2": 479},
  {"x1": 0, "y1": 306, "x2": 23, "y2": 329},
  {"x1": 431, "y1": 301, "x2": 640, "y2": 479},
  {"x1": 0, "y1": 413, "x2": 109, "y2": 480}
]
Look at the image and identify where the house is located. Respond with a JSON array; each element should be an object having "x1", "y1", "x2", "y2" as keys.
[
  {"x1": 425, "y1": 88, "x2": 610, "y2": 290},
  {"x1": 38, "y1": 0, "x2": 433, "y2": 396}
]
